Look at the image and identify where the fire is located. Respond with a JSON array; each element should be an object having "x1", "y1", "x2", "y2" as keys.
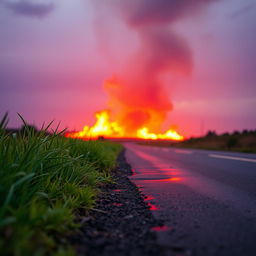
[
  {"x1": 65, "y1": 72, "x2": 185, "y2": 141},
  {"x1": 137, "y1": 127, "x2": 184, "y2": 141},
  {"x1": 65, "y1": 110, "x2": 124, "y2": 139},
  {"x1": 65, "y1": 110, "x2": 184, "y2": 141}
]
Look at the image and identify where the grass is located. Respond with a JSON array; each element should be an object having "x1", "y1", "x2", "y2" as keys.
[{"x1": 0, "y1": 113, "x2": 122, "y2": 255}]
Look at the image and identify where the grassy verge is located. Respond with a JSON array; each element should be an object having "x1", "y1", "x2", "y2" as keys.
[{"x1": 0, "y1": 114, "x2": 122, "y2": 255}]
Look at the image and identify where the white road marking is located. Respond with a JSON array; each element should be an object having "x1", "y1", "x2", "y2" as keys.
[
  {"x1": 174, "y1": 149, "x2": 193, "y2": 154},
  {"x1": 209, "y1": 154, "x2": 256, "y2": 163}
]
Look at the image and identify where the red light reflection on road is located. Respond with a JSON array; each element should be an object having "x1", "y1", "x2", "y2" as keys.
[
  {"x1": 113, "y1": 189, "x2": 124, "y2": 192},
  {"x1": 151, "y1": 225, "x2": 170, "y2": 232},
  {"x1": 148, "y1": 202, "x2": 159, "y2": 211},
  {"x1": 143, "y1": 177, "x2": 182, "y2": 183},
  {"x1": 164, "y1": 177, "x2": 181, "y2": 182},
  {"x1": 112, "y1": 203, "x2": 123, "y2": 206},
  {"x1": 137, "y1": 168, "x2": 175, "y2": 171},
  {"x1": 144, "y1": 195, "x2": 155, "y2": 201},
  {"x1": 131, "y1": 168, "x2": 137, "y2": 175}
]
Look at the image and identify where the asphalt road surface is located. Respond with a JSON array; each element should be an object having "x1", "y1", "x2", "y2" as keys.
[{"x1": 124, "y1": 143, "x2": 256, "y2": 256}]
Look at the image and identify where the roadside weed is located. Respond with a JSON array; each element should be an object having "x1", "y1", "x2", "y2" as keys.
[{"x1": 0, "y1": 114, "x2": 122, "y2": 255}]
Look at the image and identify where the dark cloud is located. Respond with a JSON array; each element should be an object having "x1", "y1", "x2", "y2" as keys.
[
  {"x1": 2, "y1": 0, "x2": 54, "y2": 18},
  {"x1": 231, "y1": 3, "x2": 256, "y2": 19},
  {"x1": 93, "y1": 0, "x2": 219, "y2": 77},
  {"x1": 140, "y1": 28, "x2": 192, "y2": 75},
  {"x1": 115, "y1": 0, "x2": 218, "y2": 27}
]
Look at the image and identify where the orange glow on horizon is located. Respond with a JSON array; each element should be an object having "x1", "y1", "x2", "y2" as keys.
[
  {"x1": 137, "y1": 127, "x2": 184, "y2": 141},
  {"x1": 65, "y1": 110, "x2": 184, "y2": 141},
  {"x1": 65, "y1": 76, "x2": 184, "y2": 141}
]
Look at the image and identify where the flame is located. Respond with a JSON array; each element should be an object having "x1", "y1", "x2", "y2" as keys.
[
  {"x1": 65, "y1": 110, "x2": 124, "y2": 139},
  {"x1": 137, "y1": 127, "x2": 184, "y2": 141},
  {"x1": 65, "y1": 76, "x2": 184, "y2": 141},
  {"x1": 65, "y1": 110, "x2": 184, "y2": 141}
]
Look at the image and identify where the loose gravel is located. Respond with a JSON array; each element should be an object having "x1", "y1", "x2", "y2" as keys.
[{"x1": 71, "y1": 150, "x2": 166, "y2": 256}]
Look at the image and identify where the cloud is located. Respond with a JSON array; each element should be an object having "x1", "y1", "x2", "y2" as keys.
[
  {"x1": 2, "y1": 0, "x2": 54, "y2": 18},
  {"x1": 113, "y1": 0, "x2": 218, "y2": 27},
  {"x1": 231, "y1": 3, "x2": 256, "y2": 19}
]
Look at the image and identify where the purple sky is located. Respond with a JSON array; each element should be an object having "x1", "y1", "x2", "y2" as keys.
[{"x1": 0, "y1": 0, "x2": 255, "y2": 137}]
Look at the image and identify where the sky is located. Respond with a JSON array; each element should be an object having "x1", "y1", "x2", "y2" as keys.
[{"x1": 0, "y1": 0, "x2": 256, "y2": 137}]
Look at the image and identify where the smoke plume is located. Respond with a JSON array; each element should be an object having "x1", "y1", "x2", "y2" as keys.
[
  {"x1": 93, "y1": 0, "x2": 218, "y2": 136},
  {"x1": 2, "y1": 0, "x2": 54, "y2": 18}
]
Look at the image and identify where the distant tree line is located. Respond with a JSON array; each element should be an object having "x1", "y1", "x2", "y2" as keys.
[{"x1": 205, "y1": 129, "x2": 256, "y2": 137}]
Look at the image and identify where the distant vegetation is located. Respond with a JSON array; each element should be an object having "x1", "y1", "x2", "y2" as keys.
[
  {"x1": 175, "y1": 130, "x2": 256, "y2": 153},
  {"x1": 138, "y1": 129, "x2": 256, "y2": 153},
  {"x1": 0, "y1": 114, "x2": 122, "y2": 255}
]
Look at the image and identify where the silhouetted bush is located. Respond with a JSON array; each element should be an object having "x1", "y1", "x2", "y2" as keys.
[
  {"x1": 227, "y1": 136, "x2": 238, "y2": 149},
  {"x1": 232, "y1": 130, "x2": 240, "y2": 136},
  {"x1": 205, "y1": 130, "x2": 217, "y2": 137},
  {"x1": 242, "y1": 129, "x2": 248, "y2": 135}
]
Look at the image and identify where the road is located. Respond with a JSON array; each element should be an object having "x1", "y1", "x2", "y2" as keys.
[{"x1": 124, "y1": 143, "x2": 256, "y2": 256}]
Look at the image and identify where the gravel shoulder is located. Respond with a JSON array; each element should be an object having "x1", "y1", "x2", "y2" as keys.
[{"x1": 71, "y1": 150, "x2": 165, "y2": 256}]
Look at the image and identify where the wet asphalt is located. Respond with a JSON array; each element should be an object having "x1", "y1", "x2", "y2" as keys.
[{"x1": 124, "y1": 143, "x2": 256, "y2": 256}]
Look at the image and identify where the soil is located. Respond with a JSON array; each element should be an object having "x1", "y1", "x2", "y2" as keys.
[{"x1": 71, "y1": 150, "x2": 165, "y2": 256}]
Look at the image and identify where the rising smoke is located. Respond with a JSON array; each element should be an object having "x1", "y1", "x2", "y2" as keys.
[{"x1": 92, "y1": 0, "x2": 218, "y2": 136}]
